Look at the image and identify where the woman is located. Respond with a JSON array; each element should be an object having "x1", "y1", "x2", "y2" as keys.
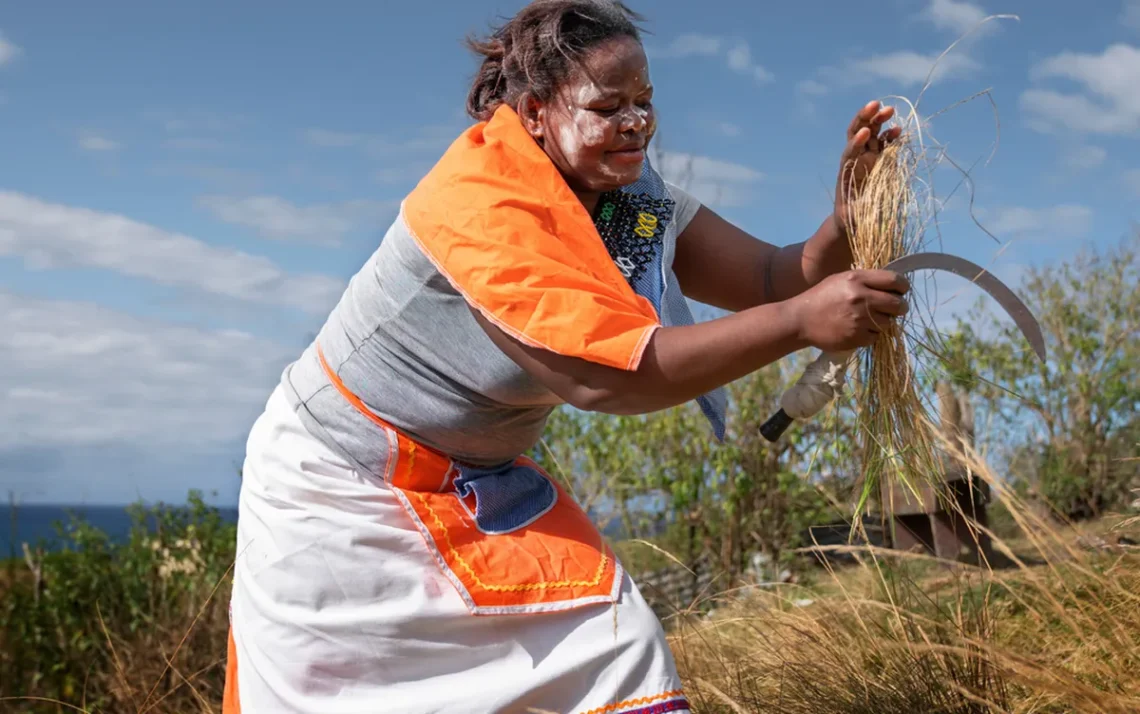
[{"x1": 222, "y1": 1, "x2": 908, "y2": 712}]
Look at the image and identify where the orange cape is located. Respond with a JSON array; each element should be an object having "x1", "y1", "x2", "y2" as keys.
[{"x1": 402, "y1": 104, "x2": 661, "y2": 372}]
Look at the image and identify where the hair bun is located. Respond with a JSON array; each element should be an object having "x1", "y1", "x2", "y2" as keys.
[{"x1": 463, "y1": 1, "x2": 644, "y2": 122}]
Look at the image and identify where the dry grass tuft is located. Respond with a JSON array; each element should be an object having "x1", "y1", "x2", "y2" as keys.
[
  {"x1": 666, "y1": 429, "x2": 1140, "y2": 714},
  {"x1": 840, "y1": 129, "x2": 942, "y2": 514}
]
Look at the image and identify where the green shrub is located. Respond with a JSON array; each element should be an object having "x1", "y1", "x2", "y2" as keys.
[{"x1": 0, "y1": 491, "x2": 235, "y2": 713}]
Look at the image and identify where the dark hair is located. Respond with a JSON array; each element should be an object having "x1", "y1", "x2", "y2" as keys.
[{"x1": 465, "y1": 0, "x2": 645, "y2": 122}]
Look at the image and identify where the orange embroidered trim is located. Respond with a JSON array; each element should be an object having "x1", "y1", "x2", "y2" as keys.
[
  {"x1": 406, "y1": 439, "x2": 417, "y2": 479},
  {"x1": 222, "y1": 626, "x2": 241, "y2": 713},
  {"x1": 317, "y1": 341, "x2": 613, "y2": 597},
  {"x1": 315, "y1": 344, "x2": 449, "y2": 460},
  {"x1": 412, "y1": 490, "x2": 610, "y2": 593},
  {"x1": 578, "y1": 689, "x2": 687, "y2": 714}
]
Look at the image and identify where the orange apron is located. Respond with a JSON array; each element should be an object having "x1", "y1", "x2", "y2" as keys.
[{"x1": 311, "y1": 344, "x2": 622, "y2": 614}]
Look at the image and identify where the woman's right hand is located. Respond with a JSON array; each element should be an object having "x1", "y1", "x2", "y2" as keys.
[{"x1": 789, "y1": 269, "x2": 910, "y2": 352}]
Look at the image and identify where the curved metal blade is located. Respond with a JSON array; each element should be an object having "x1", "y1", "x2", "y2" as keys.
[{"x1": 885, "y1": 252, "x2": 1047, "y2": 361}]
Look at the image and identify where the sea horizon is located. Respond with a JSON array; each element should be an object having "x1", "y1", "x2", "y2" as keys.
[
  {"x1": 3, "y1": 500, "x2": 626, "y2": 557},
  {"x1": 2, "y1": 502, "x2": 240, "y2": 557}
]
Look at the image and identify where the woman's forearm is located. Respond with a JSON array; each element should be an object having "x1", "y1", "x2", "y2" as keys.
[
  {"x1": 764, "y1": 214, "x2": 851, "y2": 303},
  {"x1": 571, "y1": 300, "x2": 808, "y2": 414},
  {"x1": 473, "y1": 266, "x2": 906, "y2": 417},
  {"x1": 471, "y1": 299, "x2": 808, "y2": 415}
]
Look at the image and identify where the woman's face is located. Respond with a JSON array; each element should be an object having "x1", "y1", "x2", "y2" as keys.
[{"x1": 523, "y1": 36, "x2": 656, "y2": 200}]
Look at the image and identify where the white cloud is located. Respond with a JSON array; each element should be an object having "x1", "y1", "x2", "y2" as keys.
[
  {"x1": 646, "y1": 33, "x2": 723, "y2": 59},
  {"x1": 806, "y1": 2, "x2": 1006, "y2": 96},
  {"x1": 713, "y1": 121, "x2": 742, "y2": 138},
  {"x1": 0, "y1": 291, "x2": 294, "y2": 450},
  {"x1": 793, "y1": 80, "x2": 829, "y2": 118},
  {"x1": 373, "y1": 163, "x2": 434, "y2": 185},
  {"x1": 655, "y1": 150, "x2": 763, "y2": 207},
  {"x1": 1060, "y1": 144, "x2": 1107, "y2": 171},
  {"x1": 1123, "y1": 0, "x2": 1140, "y2": 31},
  {"x1": 303, "y1": 125, "x2": 458, "y2": 156},
  {"x1": 285, "y1": 163, "x2": 347, "y2": 191},
  {"x1": 979, "y1": 204, "x2": 1093, "y2": 240},
  {"x1": 1124, "y1": 169, "x2": 1140, "y2": 197},
  {"x1": 197, "y1": 195, "x2": 394, "y2": 244},
  {"x1": 151, "y1": 164, "x2": 263, "y2": 192},
  {"x1": 163, "y1": 137, "x2": 226, "y2": 151},
  {"x1": 304, "y1": 128, "x2": 363, "y2": 148},
  {"x1": 144, "y1": 109, "x2": 250, "y2": 134},
  {"x1": 725, "y1": 41, "x2": 774, "y2": 84},
  {"x1": 647, "y1": 34, "x2": 774, "y2": 85},
  {"x1": 795, "y1": 79, "x2": 829, "y2": 97},
  {"x1": 803, "y1": 44, "x2": 983, "y2": 98},
  {"x1": 0, "y1": 191, "x2": 343, "y2": 313},
  {"x1": 78, "y1": 132, "x2": 120, "y2": 152},
  {"x1": 1020, "y1": 44, "x2": 1140, "y2": 136},
  {"x1": 0, "y1": 31, "x2": 21, "y2": 66},
  {"x1": 924, "y1": 0, "x2": 989, "y2": 37},
  {"x1": 847, "y1": 50, "x2": 981, "y2": 88}
]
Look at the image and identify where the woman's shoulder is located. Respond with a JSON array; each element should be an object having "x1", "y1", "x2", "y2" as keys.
[{"x1": 663, "y1": 180, "x2": 703, "y2": 234}]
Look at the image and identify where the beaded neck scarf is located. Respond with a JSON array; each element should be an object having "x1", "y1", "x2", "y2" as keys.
[{"x1": 590, "y1": 158, "x2": 728, "y2": 441}]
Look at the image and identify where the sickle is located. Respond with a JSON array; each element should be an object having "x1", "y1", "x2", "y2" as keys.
[{"x1": 759, "y1": 252, "x2": 1046, "y2": 443}]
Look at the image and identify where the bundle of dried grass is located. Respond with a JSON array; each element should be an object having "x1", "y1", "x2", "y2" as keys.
[
  {"x1": 838, "y1": 118, "x2": 942, "y2": 514},
  {"x1": 834, "y1": 11, "x2": 1021, "y2": 516}
]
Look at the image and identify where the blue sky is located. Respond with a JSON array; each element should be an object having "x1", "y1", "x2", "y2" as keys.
[{"x1": 1, "y1": 0, "x2": 1137, "y2": 505}]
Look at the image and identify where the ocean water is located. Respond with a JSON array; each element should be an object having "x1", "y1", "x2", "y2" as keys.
[
  {"x1": 1, "y1": 504, "x2": 239, "y2": 557},
  {"x1": 2, "y1": 501, "x2": 625, "y2": 558}
]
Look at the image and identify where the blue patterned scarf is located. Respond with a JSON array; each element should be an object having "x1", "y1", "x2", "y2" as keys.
[{"x1": 591, "y1": 158, "x2": 728, "y2": 441}]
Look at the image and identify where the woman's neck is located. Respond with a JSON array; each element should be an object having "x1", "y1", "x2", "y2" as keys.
[{"x1": 575, "y1": 190, "x2": 602, "y2": 216}]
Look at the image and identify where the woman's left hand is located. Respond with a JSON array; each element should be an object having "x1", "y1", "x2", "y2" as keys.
[{"x1": 833, "y1": 100, "x2": 902, "y2": 237}]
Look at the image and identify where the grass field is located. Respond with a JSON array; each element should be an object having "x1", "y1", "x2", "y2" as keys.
[{"x1": 2, "y1": 471, "x2": 1138, "y2": 713}]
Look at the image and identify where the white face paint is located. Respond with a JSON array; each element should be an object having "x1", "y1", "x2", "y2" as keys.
[
  {"x1": 556, "y1": 81, "x2": 625, "y2": 182},
  {"x1": 538, "y1": 36, "x2": 654, "y2": 197}
]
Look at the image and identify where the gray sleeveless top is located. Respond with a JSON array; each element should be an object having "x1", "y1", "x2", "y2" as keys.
[{"x1": 278, "y1": 174, "x2": 714, "y2": 479}]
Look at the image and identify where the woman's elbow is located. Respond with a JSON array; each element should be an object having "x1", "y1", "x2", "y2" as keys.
[{"x1": 563, "y1": 382, "x2": 650, "y2": 415}]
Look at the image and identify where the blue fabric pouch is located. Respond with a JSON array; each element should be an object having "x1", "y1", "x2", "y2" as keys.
[{"x1": 452, "y1": 461, "x2": 557, "y2": 535}]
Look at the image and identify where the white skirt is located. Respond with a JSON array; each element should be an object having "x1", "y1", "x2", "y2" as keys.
[{"x1": 227, "y1": 385, "x2": 690, "y2": 714}]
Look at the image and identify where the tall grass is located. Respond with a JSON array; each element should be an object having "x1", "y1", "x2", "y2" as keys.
[
  {"x1": 2, "y1": 452, "x2": 1138, "y2": 713},
  {"x1": 665, "y1": 435, "x2": 1140, "y2": 714}
]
